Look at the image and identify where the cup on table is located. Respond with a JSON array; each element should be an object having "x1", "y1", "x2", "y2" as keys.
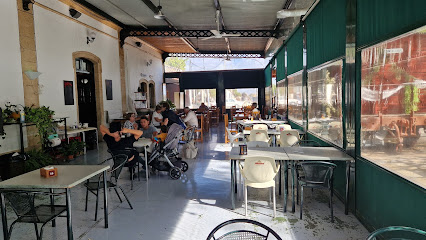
[{"x1": 83, "y1": 123, "x2": 89, "y2": 128}]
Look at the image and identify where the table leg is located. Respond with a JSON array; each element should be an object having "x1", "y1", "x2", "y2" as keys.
[
  {"x1": 50, "y1": 188, "x2": 56, "y2": 227},
  {"x1": 230, "y1": 160, "x2": 235, "y2": 210},
  {"x1": 103, "y1": 170, "x2": 109, "y2": 228},
  {"x1": 284, "y1": 161, "x2": 288, "y2": 212},
  {"x1": 83, "y1": 132, "x2": 86, "y2": 155},
  {"x1": 96, "y1": 130, "x2": 99, "y2": 151},
  {"x1": 1, "y1": 192, "x2": 8, "y2": 240},
  {"x1": 345, "y1": 160, "x2": 350, "y2": 215},
  {"x1": 65, "y1": 188, "x2": 73, "y2": 240},
  {"x1": 145, "y1": 146, "x2": 149, "y2": 181},
  {"x1": 291, "y1": 160, "x2": 296, "y2": 213},
  {"x1": 234, "y1": 160, "x2": 238, "y2": 194},
  {"x1": 278, "y1": 162, "x2": 282, "y2": 196}
]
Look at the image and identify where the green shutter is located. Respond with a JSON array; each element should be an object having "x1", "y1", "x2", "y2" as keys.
[
  {"x1": 264, "y1": 64, "x2": 272, "y2": 87},
  {"x1": 357, "y1": 0, "x2": 426, "y2": 48},
  {"x1": 286, "y1": 26, "x2": 303, "y2": 75},
  {"x1": 306, "y1": 0, "x2": 346, "y2": 69},
  {"x1": 276, "y1": 48, "x2": 286, "y2": 81}
]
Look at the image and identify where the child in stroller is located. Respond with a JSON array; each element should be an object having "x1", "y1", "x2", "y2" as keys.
[{"x1": 148, "y1": 123, "x2": 188, "y2": 179}]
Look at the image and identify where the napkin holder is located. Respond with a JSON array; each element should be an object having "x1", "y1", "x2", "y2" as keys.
[
  {"x1": 40, "y1": 166, "x2": 58, "y2": 178},
  {"x1": 239, "y1": 144, "x2": 247, "y2": 155}
]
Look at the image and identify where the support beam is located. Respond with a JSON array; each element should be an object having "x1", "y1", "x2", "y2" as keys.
[
  {"x1": 123, "y1": 29, "x2": 277, "y2": 38},
  {"x1": 72, "y1": 0, "x2": 126, "y2": 28},
  {"x1": 167, "y1": 52, "x2": 264, "y2": 58},
  {"x1": 264, "y1": 0, "x2": 294, "y2": 53}
]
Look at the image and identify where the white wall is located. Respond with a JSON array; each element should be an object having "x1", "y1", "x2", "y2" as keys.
[
  {"x1": 124, "y1": 38, "x2": 164, "y2": 111},
  {"x1": 33, "y1": 2, "x2": 122, "y2": 126},
  {"x1": 0, "y1": 0, "x2": 27, "y2": 154}
]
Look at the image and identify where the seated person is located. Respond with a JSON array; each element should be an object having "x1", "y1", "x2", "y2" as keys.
[
  {"x1": 123, "y1": 112, "x2": 138, "y2": 130},
  {"x1": 138, "y1": 116, "x2": 158, "y2": 139},
  {"x1": 183, "y1": 107, "x2": 198, "y2": 128},
  {"x1": 100, "y1": 122, "x2": 144, "y2": 177},
  {"x1": 198, "y1": 102, "x2": 209, "y2": 113},
  {"x1": 160, "y1": 102, "x2": 185, "y2": 128},
  {"x1": 151, "y1": 105, "x2": 163, "y2": 129},
  {"x1": 155, "y1": 125, "x2": 168, "y2": 143}
]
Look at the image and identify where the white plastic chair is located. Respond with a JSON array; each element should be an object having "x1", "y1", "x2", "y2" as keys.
[
  {"x1": 226, "y1": 127, "x2": 242, "y2": 147},
  {"x1": 278, "y1": 130, "x2": 300, "y2": 147},
  {"x1": 239, "y1": 156, "x2": 280, "y2": 217},
  {"x1": 252, "y1": 124, "x2": 268, "y2": 130},
  {"x1": 246, "y1": 141, "x2": 270, "y2": 148},
  {"x1": 247, "y1": 129, "x2": 270, "y2": 144},
  {"x1": 275, "y1": 124, "x2": 292, "y2": 131}
]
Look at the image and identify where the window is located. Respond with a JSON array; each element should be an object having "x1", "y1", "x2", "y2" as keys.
[
  {"x1": 184, "y1": 89, "x2": 216, "y2": 109},
  {"x1": 360, "y1": 26, "x2": 426, "y2": 187},
  {"x1": 225, "y1": 88, "x2": 258, "y2": 108},
  {"x1": 265, "y1": 86, "x2": 271, "y2": 108},
  {"x1": 307, "y1": 60, "x2": 343, "y2": 146},
  {"x1": 287, "y1": 71, "x2": 304, "y2": 125},
  {"x1": 277, "y1": 80, "x2": 287, "y2": 117}
]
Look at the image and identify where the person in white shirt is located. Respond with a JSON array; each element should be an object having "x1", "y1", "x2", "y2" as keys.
[
  {"x1": 151, "y1": 105, "x2": 163, "y2": 128},
  {"x1": 183, "y1": 107, "x2": 198, "y2": 128}
]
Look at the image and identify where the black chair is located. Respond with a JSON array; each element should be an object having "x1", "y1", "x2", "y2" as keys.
[
  {"x1": 291, "y1": 140, "x2": 321, "y2": 147},
  {"x1": 108, "y1": 148, "x2": 140, "y2": 190},
  {"x1": 3, "y1": 190, "x2": 67, "y2": 240},
  {"x1": 206, "y1": 219, "x2": 282, "y2": 240},
  {"x1": 84, "y1": 154, "x2": 133, "y2": 221},
  {"x1": 297, "y1": 161, "x2": 337, "y2": 222},
  {"x1": 366, "y1": 226, "x2": 426, "y2": 240}
]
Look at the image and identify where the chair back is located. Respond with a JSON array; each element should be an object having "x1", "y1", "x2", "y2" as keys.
[
  {"x1": 252, "y1": 124, "x2": 268, "y2": 130},
  {"x1": 292, "y1": 140, "x2": 321, "y2": 147},
  {"x1": 246, "y1": 141, "x2": 269, "y2": 148},
  {"x1": 276, "y1": 124, "x2": 292, "y2": 131},
  {"x1": 298, "y1": 161, "x2": 336, "y2": 186},
  {"x1": 110, "y1": 154, "x2": 129, "y2": 182},
  {"x1": 279, "y1": 130, "x2": 300, "y2": 146},
  {"x1": 4, "y1": 191, "x2": 37, "y2": 220},
  {"x1": 206, "y1": 218, "x2": 282, "y2": 240},
  {"x1": 248, "y1": 130, "x2": 269, "y2": 143},
  {"x1": 240, "y1": 157, "x2": 279, "y2": 184},
  {"x1": 366, "y1": 226, "x2": 426, "y2": 240}
]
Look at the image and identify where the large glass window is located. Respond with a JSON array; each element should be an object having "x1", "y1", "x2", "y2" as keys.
[
  {"x1": 288, "y1": 71, "x2": 303, "y2": 124},
  {"x1": 184, "y1": 89, "x2": 216, "y2": 109},
  {"x1": 308, "y1": 60, "x2": 343, "y2": 146},
  {"x1": 277, "y1": 80, "x2": 287, "y2": 118},
  {"x1": 265, "y1": 86, "x2": 271, "y2": 108},
  {"x1": 360, "y1": 26, "x2": 426, "y2": 187},
  {"x1": 225, "y1": 88, "x2": 258, "y2": 108}
]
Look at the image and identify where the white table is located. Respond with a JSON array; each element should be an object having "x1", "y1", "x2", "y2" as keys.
[
  {"x1": 133, "y1": 138, "x2": 153, "y2": 181},
  {"x1": 0, "y1": 165, "x2": 110, "y2": 240},
  {"x1": 62, "y1": 127, "x2": 99, "y2": 154},
  {"x1": 237, "y1": 120, "x2": 288, "y2": 129},
  {"x1": 282, "y1": 147, "x2": 354, "y2": 214},
  {"x1": 228, "y1": 147, "x2": 290, "y2": 210},
  {"x1": 242, "y1": 129, "x2": 305, "y2": 146}
]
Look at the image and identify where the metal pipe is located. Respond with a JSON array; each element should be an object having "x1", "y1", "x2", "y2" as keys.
[{"x1": 302, "y1": 0, "x2": 321, "y2": 21}]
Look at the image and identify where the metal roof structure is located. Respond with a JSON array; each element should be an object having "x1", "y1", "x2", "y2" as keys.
[{"x1": 73, "y1": 0, "x2": 315, "y2": 58}]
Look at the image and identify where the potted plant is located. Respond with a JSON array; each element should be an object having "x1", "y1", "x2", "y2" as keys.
[
  {"x1": 25, "y1": 149, "x2": 53, "y2": 173},
  {"x1": 24, "y1": 105, "x2": 55, "y2": 149},
  {"x1": 61, "y1": 143, "x2": 76, "y2": 160},
  {"x1": 73, "y1": 141, "x2": 86, "y2": 157},
  {"x1": 159, "y1": 99, "x2": 176, "y2": 110}
]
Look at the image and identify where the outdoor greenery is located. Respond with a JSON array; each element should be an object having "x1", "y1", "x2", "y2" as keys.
[
  {"x1": 404, "y1": 85, "x2": 420, "y2": 114},
  {"x1": 165, "y1": 58, "x2": 187, "y2": 71}
]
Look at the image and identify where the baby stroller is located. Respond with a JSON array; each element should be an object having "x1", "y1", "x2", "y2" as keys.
[{"x1": 149, "y1": 123, "x2": 189, "y2": 179}]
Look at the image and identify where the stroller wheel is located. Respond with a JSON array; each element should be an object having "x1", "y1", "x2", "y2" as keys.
[
  {"x1": 181, "y1": 161, "x2": 189, "y2": 172},
  {"x1": 169, "y1": 167, "x2": 181, "y2": 180}
]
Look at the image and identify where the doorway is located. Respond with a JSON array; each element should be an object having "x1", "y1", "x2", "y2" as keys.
[{"x1": 75, "y1": 58, "x2": 97, "y2": 127}]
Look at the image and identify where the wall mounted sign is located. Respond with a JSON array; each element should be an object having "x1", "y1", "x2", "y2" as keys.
[
  {"x1": 105, "y1": 79, "x2": 113, "y2": 100},
  {"x1": 63, "y1": 80, "x2": 74, "y2": 105}
]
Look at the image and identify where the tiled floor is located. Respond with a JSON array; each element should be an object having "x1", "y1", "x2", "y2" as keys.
[{"x1": 0, "y1": 125, "x2": 369, "y2": 240}]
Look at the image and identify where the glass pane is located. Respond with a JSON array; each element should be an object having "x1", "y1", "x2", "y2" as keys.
[
  {"x1": 225, "y1": 88, "x2": 258, "y2": 108},
  {"x1": 277, "y1": 80, "x2": 287, "y2": 118},
  {"x1": 307, "y1": 60, "x2": 343, "y2": 146},
  {"x1": 288, "y1": 71, "x2": 303, "y2": 125},
  {"x1": 360, "y1": 25, "x2": 426, "y2": 187},
  {"x1": 184, "y1": 89, "x2": 216, "y2": 109},
  {"x1": 265, "y1": 86, "x2": 271, "y2": 108}
]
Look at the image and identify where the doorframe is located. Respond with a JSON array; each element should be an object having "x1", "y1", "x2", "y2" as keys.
[{"x1": 72, "y1": 51, "x2": 104, "y2": 131}]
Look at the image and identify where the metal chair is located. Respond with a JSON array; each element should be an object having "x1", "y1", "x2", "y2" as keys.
[
  {"x1": 3, "y1": 190, "x2": 67, "y2": 240},
  {"x1": 84, "y1": 154, "x2": 133, "y2": 221},
  {"x1": 206, "y1": 219, "x2": 282, "y2": 240},
  {"x1": 108, "y1": 148, "x2": 140, "y2": 190},
  {"x1": 292, "y1": 140, "x2": 321, "y2": 147},
  {"x1": 297, "y1": 161, "x2": 337, "y2": 222},
  {"x1": 366, "y1": 226, "x2": 426, "y2": 240},
  {"x1": 239, "y1": 157, "x2": 280, "y2": 217}
]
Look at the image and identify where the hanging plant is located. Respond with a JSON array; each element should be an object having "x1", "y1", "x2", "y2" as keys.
[{"x1": 404, "y1": 85, "x2": 419, "y2": 114}]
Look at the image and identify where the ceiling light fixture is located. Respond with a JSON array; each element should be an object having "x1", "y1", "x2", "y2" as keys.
[{"x1": 154, "y1": 0, "x2": 166, "y2": 20}]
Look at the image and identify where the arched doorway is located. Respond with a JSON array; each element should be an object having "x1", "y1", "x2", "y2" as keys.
[{"x1": 72, "y1": 52, "x2": 104, "y2": 131}]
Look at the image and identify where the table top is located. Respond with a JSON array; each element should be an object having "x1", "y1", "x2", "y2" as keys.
[
  {"x1": 133, "y1": 137, "x2": 152, "y2": 147},
  {"x1": 0, "y1": 165, "x2": 109, "y2": 189},
  {"x1": 229, "y1": 147, "x2": 289, "y2": 160},
  {"x1": 283, "y1": 147, "x2": 354, "y2": 161},
  {"x1": 237, "y1": 120, "x2": 288, "y2": 125},
  {"x1": 65, "y1": 127, "x2": 98, "y2": 135},
  {"x1": 242, "y1": 129, "x2": 305, "y2": 135}
]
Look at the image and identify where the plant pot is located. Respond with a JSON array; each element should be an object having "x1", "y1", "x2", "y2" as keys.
[
  {"x1": 67, "y1": 155, "x2": 74, "y2": 160},
  {"x1": 10, "y1": 112, "x2": 20, "y2": 121}
]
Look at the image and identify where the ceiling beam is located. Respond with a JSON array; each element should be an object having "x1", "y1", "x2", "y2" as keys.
[
  {"x1": 72, "y1": 0, "x2": 126, "y2": 28},
  {"x1": 138, "y1": 0, "x2": 197, "y2": 52},
  {"x1": 264, "y1": 0, "x2": 294, "y2": 54},
  {"x1": 123, "y1": 29, "x2": 277, "y2": 38},
  {"x1": 213, "y1": 0, "x2": 231, "y2": 54},
  {"x1": 167, "y1": 52, "x2": 264, "y2": 58}
]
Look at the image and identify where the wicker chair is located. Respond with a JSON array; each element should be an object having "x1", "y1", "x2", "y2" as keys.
[{"x1": 206, "y1": 219, "x2": 282, "y2": 240}]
